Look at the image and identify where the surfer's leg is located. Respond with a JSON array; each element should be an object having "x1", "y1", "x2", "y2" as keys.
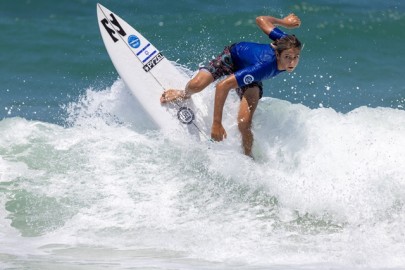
[
  {"x1": 161, "y1": 45, "x2": 233, "y2": 104},
  {"x1": 237, "y1": 86, "x2": 260, "y2": 157},
  {"x1": 160, "y1": 71, "x2": 213, "y2": 103},
  {"x1": 185, "y1": 70, "x2": 215, "y2": 94}
]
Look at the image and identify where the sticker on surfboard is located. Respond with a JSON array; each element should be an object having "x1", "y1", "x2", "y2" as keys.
[
  {"x1": 177, "y1": 107, "x2": 195, "y2": 125},
  {"x1": 97, "y1": 4, "x2": 208, "y2": 140}
]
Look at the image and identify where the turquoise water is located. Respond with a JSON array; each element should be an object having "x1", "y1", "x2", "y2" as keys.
[
  {"x1": 1, "y1": 0, "x2": 404, "y2": 122},
  {"x1": 1, "y1": 1, "x2": 405, "y2": 269}
]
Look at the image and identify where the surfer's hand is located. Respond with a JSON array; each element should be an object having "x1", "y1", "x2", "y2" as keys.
[
  {"x1": 211, "y1": 121, "x2": 227, "y2": 141},
  {"x1": 282, "y1": 13, "x2": 301, "y2": 28},
  {"x1": 160, "y1": 89, "x2": 188, "y2": 103}
]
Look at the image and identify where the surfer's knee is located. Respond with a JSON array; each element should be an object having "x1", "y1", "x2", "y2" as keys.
[
  {"x1": 187, "y1": 72, "x2": 214, "y2": 92},
  {"x1": 187, "y1": 79, "x2": 207, "y2": 92},
  {"x1": 238, "y1": 117, "x2": 252, "y2": 133}
]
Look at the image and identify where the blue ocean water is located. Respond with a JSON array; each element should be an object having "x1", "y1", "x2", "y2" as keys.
[{"x1": 1, "y1": 1, "x2": 405, "y2": 269}]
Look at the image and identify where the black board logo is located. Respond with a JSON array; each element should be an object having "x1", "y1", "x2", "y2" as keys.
[
  {"x1": 177, "y1": 107, "x2": 195, "y2": 125},
  {"x1": 143, "y1": 52, "x2": 164, "y2": 72},
  {"x1": 101, "y1": 13, "x2": 126, "y2": 42}
]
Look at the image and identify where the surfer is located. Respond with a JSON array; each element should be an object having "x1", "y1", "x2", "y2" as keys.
[{"x1": 160, "y1": 14, "x2": 302, "y2": 157}]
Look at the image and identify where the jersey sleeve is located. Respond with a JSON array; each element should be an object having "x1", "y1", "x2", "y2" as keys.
[{"x1": 268, "y1": 27, "x2": 287, "y2": 40}]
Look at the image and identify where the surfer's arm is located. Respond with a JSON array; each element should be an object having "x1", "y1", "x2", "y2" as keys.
[
  {"x1": 211, "y1": 75, "x2": 238, "y2": 141},
  {"x1": 256, "y1": 14, "x2": 301, "y2": 36}
]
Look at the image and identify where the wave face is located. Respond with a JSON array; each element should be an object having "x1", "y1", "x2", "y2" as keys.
[{"x1": 1, "y1": 79, "x2": 405, "y2": 269}]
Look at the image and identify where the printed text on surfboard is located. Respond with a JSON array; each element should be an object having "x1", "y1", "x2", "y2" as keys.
[{"x1": 143, "y1": 52, "x2": 164, "y2": 72}]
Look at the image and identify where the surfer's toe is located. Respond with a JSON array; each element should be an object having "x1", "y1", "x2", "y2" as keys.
[{"x1": 160, "y1": 92, "x2": 167, "y2": 103}]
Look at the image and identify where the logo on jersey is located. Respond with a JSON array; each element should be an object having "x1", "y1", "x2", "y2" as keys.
[
  {"x1": 128, "y1": 35, "x2": 141, "y2": 48},
  {"x1": 177, "y1": 107, "x2": 195, "y2": 125},
  {"x1": 243, "y1": 74, "x2": 254, "y2": 85}
]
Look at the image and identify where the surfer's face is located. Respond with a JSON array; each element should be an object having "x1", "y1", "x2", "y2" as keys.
[{"x1": 277, "y1": 48, "x2": 300, "y2": 72}]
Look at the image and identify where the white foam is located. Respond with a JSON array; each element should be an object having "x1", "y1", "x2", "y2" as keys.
[
  {"x1": 1, "y1": 80, "x2": 405, "y2": 268},
  {"x1": 254, "y1": 100, "x2": 405, "y2": 223}
]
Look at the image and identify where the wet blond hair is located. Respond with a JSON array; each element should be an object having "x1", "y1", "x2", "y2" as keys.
[{"x1": 273, "y1": 35, "x2": 302, "y2": 54}]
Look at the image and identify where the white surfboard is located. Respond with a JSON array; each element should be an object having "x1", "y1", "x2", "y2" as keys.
[{"x1": 97, "y1": 3, "x2": 208, "y2": 139}]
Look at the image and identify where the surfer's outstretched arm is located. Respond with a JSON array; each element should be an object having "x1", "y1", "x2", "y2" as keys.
[{"x1": 256, "y1": 14, "x2": 301, "y2": 36}]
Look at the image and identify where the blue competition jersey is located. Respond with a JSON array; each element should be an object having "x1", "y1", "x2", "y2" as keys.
[{"x1": 230, "y1": 42, "x2": 284, "y2": 87}]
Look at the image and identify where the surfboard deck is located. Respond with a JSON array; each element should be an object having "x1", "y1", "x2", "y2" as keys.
[{"x1": 96, "y1": 4, "x2": 208, "y2": 140}]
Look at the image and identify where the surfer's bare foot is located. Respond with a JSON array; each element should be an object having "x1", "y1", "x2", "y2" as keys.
[{"x1": 160, "y1": 89, "x2": 187, "y2": 103}]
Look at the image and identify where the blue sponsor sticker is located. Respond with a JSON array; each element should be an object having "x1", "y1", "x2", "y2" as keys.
[{"x1": 128, "y1": 35, "x2": 140, "y2": 48}]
